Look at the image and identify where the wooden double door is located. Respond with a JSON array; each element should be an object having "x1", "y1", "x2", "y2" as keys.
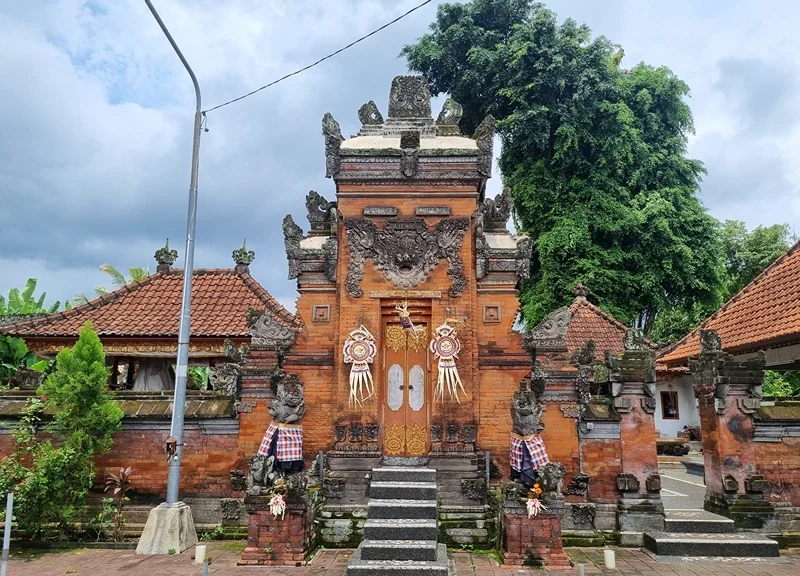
[{"x1": 382, "y1": 311, "x2": 430, "y2": 457}]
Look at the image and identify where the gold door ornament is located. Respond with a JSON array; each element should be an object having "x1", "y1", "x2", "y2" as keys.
[
  {"x1": 406, "y1": 422, "x2": 427, "y2": 455},
  {"x1": 385, "y1": 325, "x2": 407, "y2": 353},
  {"x1": 384, "y1": 421, "x2": 405, "y2": 454}
]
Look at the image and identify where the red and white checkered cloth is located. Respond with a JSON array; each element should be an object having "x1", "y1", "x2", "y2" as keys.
[
  {"x1": 510, "y1": 432, "x2": 549, "y2": 472},
  {"x1": 257, "y1": 422, "x2": 304, "y2": 462}
]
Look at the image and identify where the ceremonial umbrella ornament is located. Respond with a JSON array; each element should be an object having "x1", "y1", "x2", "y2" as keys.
[
  {"x1": 430, "y1": 321, "x2": 466, "y2": 403},
  {"x1": 343, "y1": 325, "x2": 377, "y2": 407}
]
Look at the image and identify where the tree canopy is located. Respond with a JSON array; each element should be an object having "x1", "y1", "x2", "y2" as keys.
[{"x1": 403, "y1": 0, "x2": 722, "y2": 335}]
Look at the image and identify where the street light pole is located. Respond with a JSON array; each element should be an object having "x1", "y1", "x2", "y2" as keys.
[{"x1": 143, "y1": 0, "x2": 202, "y2": 506}]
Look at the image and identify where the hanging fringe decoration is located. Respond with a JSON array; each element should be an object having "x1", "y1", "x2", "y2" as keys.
[
  {"x1": 395, "y1": 299, "x2": 425, "y2": 347},
  {"x1": 343, "y1": 325, "x2": 377, "y2": 407},
  {"x1": 430, "y1": 320, "x2": 466, "y2": 403}
]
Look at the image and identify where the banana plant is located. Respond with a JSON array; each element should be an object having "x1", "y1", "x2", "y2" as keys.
[{"x1": 0, "y1": 279, "x2": 61, "y2": 315}]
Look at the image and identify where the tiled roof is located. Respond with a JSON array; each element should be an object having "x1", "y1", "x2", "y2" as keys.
[
  {"x1": 1, "y1": 269, "x2": 297, "y2": 339},
  {"x1": 565, "y1": 299, "x2": 629, "y2": 356},
  {"x1": 659, "y1": 240, "x2": 800, "y2": 366}
]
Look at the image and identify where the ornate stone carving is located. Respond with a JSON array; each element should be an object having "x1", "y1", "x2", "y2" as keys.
[
  {"x1": 154, "y1": 238, "x2": 178, "y2": 273},
  {"x1": 247, "y1": 454, "x2": 276, "y2": 496},
  {"x1": 646, "y1": 474, "x2": 662, "y2": 492},
  {"x1": 616, "y1": 473, "x2": 640, "y2": 493},
  {"x1": 564, "y1": 473, "x2": 591, "y2": 497},
  {"x1": 530, "y1": 367, "x2": 546, "y2": 398},
  {"x1": 511, "y1": 381, "x2": 544, "y2": 436},
  {"x1": 247, "y1": 308, "x2": 297, "y2": 349},
  {"x1": 364, "y1": 206, "x2": 398, "y2": 217},
  {"x1": 269, "y1": 374, "x2": 305, "y2": 424},
  {"x1": 436, "y1": 97, "x2": 463, "y2": 136},
  {"x1": 365, "y1": 423, "x2": 379, "y2": 443},
  {"x1": 462, "y1": 424, "x2": 477, "y2": 444},
  {"x1": 473, "y1": 115, "x2": 496, "y2": 177},
  {"x1": 349, "y1": 423, "x2": 363, "y2": 443},
  {"x1": 322, "y1": 112, "x2": 344, "y2": 178},
  {"x1": 334, "y1": 424, "x2": 347, "y2": 443},
  {"x1": 560, "y1": 404, "x2": 580, "y2": 419},
  {"x1": 232, "y1": 239, "x2": 255, "y2": 269},
  {"x1": 388, "y1": 76, "x2": 432, "y2": 119},
  {"x1": 230, "y1": 470, "x2": 247, "y2": 492},
  {"x1": 358, "y1": 100, "x2": 383, "y2": 125},
  {"x1": 529, "y1": 307, "x2": 571, "y2": 348},
  {"x1": 343, "y1": 217, "x2": 468, "y2": 298},
  {"x1": 283, "y1": 214, "x2": 303, "y2": 280},
  {"x1": 220, "y1": 498, "x2": 241, "y2": 521},
  {"x1": 479, "y1": 187, "x2": 513, "y2": 231},
  {"x1": 699, "y1": 329, "x2": 722, "y2": 353},
  {"x1": 322, "y1": 237, "x2": 338, "y2": 282},
  {"x1": 430, "y1": 424, "x2": 443, "y2": 443},
  {"x1": 324, "y1": 477, "x2": 346, "y2": 499},
  {"x1": 445, "y1": 423, "x2": 460, "y2": 443},
  {"x1": 306, "y1": 190, "x2": 336, "y2": 232},
  {"x1": 461, "y1": 478, "x2": 487, "y2": 500},
  {"x1": 515, "y1": 235, "x2": 532, "y2": 284},
  {"x1": 416, "y1": 206, "x2": 450, "y2": 216},
  {"x1": 236, "y1": 401, "x2": 256, "y2": 413},
  {"x1": 641, "y1": 397, "x2": 657, "y2": 414},
  {"x1": 623, "y1": 328, "x2": 646, "y2": 351},
  {"x1": 572, "y1": 504, "x2": 595, "y2": 526},
  {"x1": 538, "y1": 462, "x2": 566, "y2": 498}
]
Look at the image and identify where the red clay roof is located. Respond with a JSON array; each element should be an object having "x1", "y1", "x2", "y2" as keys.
[
  {"x1": 1, "y1": 269, "x2": 297, "y2": 339},
  {"x1": 660, "y1": 240, "x2": 800, "y2": 366},
  {"x1": 565, "y1": 298, "x2": 628, "y2": 356}
]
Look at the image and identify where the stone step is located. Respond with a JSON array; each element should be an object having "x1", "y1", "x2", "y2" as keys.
[
  {"x1": 370, "y1": 482, "x2": 437, "y2": 501},
  {"x1": 643, "y1": 531, "x2": 780, "y2": 557},
  {"x1": 360, "y1": 539, "x2": 438, "y2": 562},
  {"x1": 371, "y1": 467, "x2": 436, "y2": 484},
  {"x1": 346, "y1": 543, "x2": 448, "y2": 576},
  {"x1": 664, "y1": 510, "x2": 735, "y2": 534},
  {"x1": 363, "y1": 519, "x2": 438, "y2": 541},
  {"x1": 368, "y1": 499, "x2": 438, "y2": 520}
]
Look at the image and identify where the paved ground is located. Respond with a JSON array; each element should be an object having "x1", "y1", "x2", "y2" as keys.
[
  {"x1": 659, "y1": 463, "x2": 707, "y2": 510},
  {"x1": 6, "y1": 542, "x2": 799, "y2": 576}
]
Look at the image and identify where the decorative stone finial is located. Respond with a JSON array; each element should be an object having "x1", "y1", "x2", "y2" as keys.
[
  {"x1": 232, "y1": 239, "x2": 255, "y2": 273},
  {"x1": 358, "y1": 100, "x2": 384, "y2": 126},
  {"x1": 154, "y1": 238, "x2": 178, "y2": 273},
  {"x1": 699, "y1": 329, "x2": 722, "y2": 354},
  {"x1": 473, "y1": 114, "x2": 496, "y2": 177},
  {"x1": 322, "y1": 112, "x2": 344, "y2": 179},
  {"x1": 573, "y1": 283, "x2": 588, "y2": 302},
  {"x1": 436, "y1": 97, "x2": 464, "y2": 136},
  {"x1": 388, "y1": 76, "x2": 432, "y2": 119}
]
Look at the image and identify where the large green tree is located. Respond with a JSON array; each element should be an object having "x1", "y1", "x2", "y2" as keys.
[{"x1": 403, "y1": 0, "x2": 722, "y2": 334}]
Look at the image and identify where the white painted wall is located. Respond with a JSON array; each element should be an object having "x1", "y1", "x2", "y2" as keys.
[{"x1": 654, "y1": 378, "x2": 700, "y2": 437}]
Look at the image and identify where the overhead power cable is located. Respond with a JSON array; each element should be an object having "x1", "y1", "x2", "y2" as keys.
[{"x1": 203, "y1": 0, "x2": 434, "y2": 114}]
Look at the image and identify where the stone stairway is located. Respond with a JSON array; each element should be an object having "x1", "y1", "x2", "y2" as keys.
[
  {"x1": 345, "y1": 467, "x2": 448, "y2": 575},
  {"x1": 644, "y1": 510, "x2": 779, "y2": 558}
]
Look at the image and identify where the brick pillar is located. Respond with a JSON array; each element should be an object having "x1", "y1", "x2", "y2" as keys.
[
  {"x1": 689, "y1": 330, "x2": 778, "y2": 530},
  {"x1": 239, "y1": 496, "x2": 316, "y2": 565},
  {"x1": 500, "y1": 485, "x2": 571, "y2": 569},
  {"x1": 606, "y1": 330, "x2": 664, "y2": 539}
]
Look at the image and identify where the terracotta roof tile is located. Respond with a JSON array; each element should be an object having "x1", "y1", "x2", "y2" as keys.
[
  {"x1": 1, "y1": 269, "x2": 297, "y2": 339},
  {"x1": 660, "y1": 240, "x2": 800, "y2": 366},
  {"x1": 565, "y1": 300, "x2": 629, "y2": 356}
]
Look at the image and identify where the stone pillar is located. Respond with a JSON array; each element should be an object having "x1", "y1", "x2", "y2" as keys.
[
  {"x1": 689, "y1": 330, "x2": 778, "y2": 530},
  {"x1": 500, "y1": 482, "x2": 571, "y2": 569},
  {"x1": 239, "y1": 496, "x2": 316, "y2": 566},
  {"x1": 606, "y1": 330, "x2": 664, "y2": 542}
]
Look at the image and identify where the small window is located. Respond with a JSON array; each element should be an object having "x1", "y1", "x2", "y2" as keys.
[{"x1": 661, "y1": 391, "x2": 679, "y2": 420}]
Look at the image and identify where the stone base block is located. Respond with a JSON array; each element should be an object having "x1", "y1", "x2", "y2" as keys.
[
  {"x1": 501, "y1": 508, "x2": 572, "y2": 568},
  {"x1": 618, "y1": 497, "x2": 665, "y2": 533},
  {"x1": 135, "y1": 502, "x2": 198, "y2": 555},
  {"x1": 619, "y1": 531, "x2": 643, "y2": 547},
  {"x1": 239, "y1": 499, "x2": 315, "y2": 566},
  {"x1": 705, "y1": 493, "x2": 780, "y2": 532}
]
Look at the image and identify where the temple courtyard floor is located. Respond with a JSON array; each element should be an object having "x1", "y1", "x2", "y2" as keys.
[{"x1": 6, "y1": 542, "x2": 799, "y2": 576}]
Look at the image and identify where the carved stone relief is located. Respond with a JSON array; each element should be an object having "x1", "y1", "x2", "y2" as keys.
[
  {"x1": 358, "y1": 100, "x2": 384, "y2": 126},
  {"x1": 445, "y1": 423, "x2": 460, "y2": 443},
  {"x1": 306, "y1": 190, "x2": 336, "y2": 232},
  {"x1": 430, "y1": 424, "x2": 443, "y2": 443},
  {"x1": 322, "y1": 112, "x2": 344, "y2": 178},
  {"x1": 343, "y1": 217, "x2": 468, "y2": 298},
  {"x1": 436, "y1": 97, "x2": 463, "y2": 136},
  {"x1": 461, "y1": 478, "x2": 487, "y2": 500},
  {"x1": 511, "y1": 383, "x2": 544, "y2": 436},
  {"x1": 365, "y1": 423, "x2": 380, "y2": 443},
  {"x1": 529, "y1": 307, "x2": 571, "y2": 348},
  {"x1": 349, "y1": 423, "x2": 363, "y2": 443},
  {"x1": 564, "y1": 473, "x2": 591, "y2": 497},
  {"x1": 247, "y1": 308, "x2": 297, "y2": 349},
  {"x1": 283, "y1": 215, "x2": 303, "y2": 280},
  {"x1": 462, "y1": 424, "x2": 477, "y2": 444},
  {"x1": 479, "y1": 187, "x2": 512, "y2": 230},
  {"x1": 572, "y1": 504, "x2": 596, "y2": 527},
  {"x1": 230, "y1": 470, "x2": 246, "y2": 492},
  {"x1": 473, "y1": 115, "x2": 496, "y2": 177},
  {"x1": 220, "y1": 498, "x2": 241, "y2": 521},
  {"x1": 388, "y1": 76, "x2": 432, "y2": 119}
]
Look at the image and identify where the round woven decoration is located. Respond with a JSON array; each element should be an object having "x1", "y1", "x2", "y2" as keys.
[
  {"x1": 346, "y1": 340, "x2": 375, "y2": 363},
  {"x1": 433, "y1": 335, "x2": 459, "y2": 359}
]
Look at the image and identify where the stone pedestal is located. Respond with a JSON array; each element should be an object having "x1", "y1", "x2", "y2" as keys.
[
  {"x1": 239, "y1": 496, "x2": 316, "y2": 566},
  {"x1": 690, "y1": 331, "x2": 778, "y2": 531},
  {"x1": 607, "y1": 338, "x2": 665, "y2": 537},
  {"x1": 136, "y1": 502, "x2": 198, "y2": 555},
  {"x1": 501, "y1": 498, "x2": 572, "y2": 569}
]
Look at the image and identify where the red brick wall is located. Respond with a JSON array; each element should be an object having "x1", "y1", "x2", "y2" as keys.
[
  {"x1": 581, "y1": 439, "x2": 622, "y2": 501},
  {"x1": 756, "y1": 438, "x2": 800, "y2": 505}
]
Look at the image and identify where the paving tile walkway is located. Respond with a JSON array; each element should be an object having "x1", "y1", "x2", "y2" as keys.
[{"x1": 5, "y1": 542, "x2": 799, "y2": 576}]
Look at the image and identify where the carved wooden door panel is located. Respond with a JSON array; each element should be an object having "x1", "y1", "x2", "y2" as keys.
[{"x1": 382, "y1": 321, "x2": 429, "y2": 456}]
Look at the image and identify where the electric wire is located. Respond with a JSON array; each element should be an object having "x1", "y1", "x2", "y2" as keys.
[{"x1": 202, "y1": 0, "x2": 434, "y2": 114}]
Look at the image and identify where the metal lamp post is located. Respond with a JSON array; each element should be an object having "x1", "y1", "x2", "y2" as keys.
[{"x1": 137, "y1": 0, "x2": 202, "y2": 554}]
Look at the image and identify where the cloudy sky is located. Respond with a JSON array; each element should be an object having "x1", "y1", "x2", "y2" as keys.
[{"x1": 1, "y1": 0, "x2": 799, "y2": 313}]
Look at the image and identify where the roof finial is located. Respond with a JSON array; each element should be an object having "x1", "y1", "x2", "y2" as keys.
[
  {"x1": 573, "y1": 282, "x2": 588, "y2": 302},
  {"x1": 233, "y1": 238, "x2": 256, "y2": 274},
  {"x1": 154, "y1": 238, "x2": 178, "y2": 273}
]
